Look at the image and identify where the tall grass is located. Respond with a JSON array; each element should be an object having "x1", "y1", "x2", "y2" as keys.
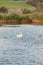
[
  {"x1": 0, "y1": 13, "x2": 43, "y2": 21},
  {"x1": 0, "y1": 13, "x2": 43, "y2": 20},
  {"x1": 32, "y1": 13, "x2": 43, "y2": 20},
  {"x1": 0, "y1": 13, "x2": 43, "y2": 24}
]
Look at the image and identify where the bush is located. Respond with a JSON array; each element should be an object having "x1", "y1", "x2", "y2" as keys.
[
  {"x1": 0, "y1": 7, "x2": 8, "y2": 13},
  {"x1": 32, "y1": 13, "x2": 43, "y2": 20},
  {"x1": 38, "y1": 14, "x2": 43, "y2": 20},
  {"x1": 0, "y1": 14, "x2": 3, "y2": 19},
  {"x1": 23, "y1": 9, "x2": 32, "y2": 14}
]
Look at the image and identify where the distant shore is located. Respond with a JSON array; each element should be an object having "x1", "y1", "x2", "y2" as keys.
[
  {"x1": 0, "y1": 19, "x2": 43, "y2": 25},
  {"x1": 0, "y1": 13, "x2": 43, "y2": 25},
  {"x1": 0, "y1": 1, "x2": 43, "y2": 25}
]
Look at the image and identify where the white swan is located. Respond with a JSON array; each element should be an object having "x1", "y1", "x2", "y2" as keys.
[{"x1": 16, "y1": 32, "x2": 23, "y2": 38}]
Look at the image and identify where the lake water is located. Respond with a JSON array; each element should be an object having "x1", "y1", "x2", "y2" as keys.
[{"x1": 0, "y1": 25, "x2": 43, "y2": 65}]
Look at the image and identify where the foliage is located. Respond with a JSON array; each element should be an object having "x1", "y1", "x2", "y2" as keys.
[
  {"x1": 39, "y1": 0, "x2": 43, "y2": 2},
  {"x1": 23, "y1": 9, "x2": 32, "y2": 14},
  {"x1": 31, "y1": 13, "x2": 43, "y2": 20},
  {"x1": 0, "y1": 13, "x2": 43, "y2": 21},
  {"x1": 0, "y1": 7, "x2": 8, "y2": 13}
]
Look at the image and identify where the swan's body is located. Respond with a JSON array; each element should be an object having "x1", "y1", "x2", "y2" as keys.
[{"x1": 17, "y1": 32, "x2": 23, "y2": 38}]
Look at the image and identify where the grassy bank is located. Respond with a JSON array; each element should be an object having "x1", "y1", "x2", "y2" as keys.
[
  {"x1": 0, "y1": 13, "x2": 43, "y2": 25},
  {"x1": 0, "y1": 1, "x2": 35, "y2": 10}
]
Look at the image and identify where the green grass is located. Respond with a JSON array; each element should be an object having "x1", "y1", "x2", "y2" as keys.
[
  {"x1": 0, "y1": 1, "x2": 35, "y2": 10},
  {"x1": 0, "y1": 13, "x2": 43, "y2": 20}
]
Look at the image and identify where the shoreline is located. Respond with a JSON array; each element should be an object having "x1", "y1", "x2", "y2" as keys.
[{"x1": 0, "y1": 19, "x2": 43, "y2": 25}]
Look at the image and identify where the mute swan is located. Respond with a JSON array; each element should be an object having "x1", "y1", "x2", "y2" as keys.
[{"x1": 16, "y1": 32, "x2": 23, "y2": 38}]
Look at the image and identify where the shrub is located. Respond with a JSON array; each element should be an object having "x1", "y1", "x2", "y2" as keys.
[
  {"x1": 38, "y1": 14, "x2": 43, "y2": 20},
  {"x1": 23, "y1": 9, "x2": 32, "y2": 14},
  {"x1": 32, "y1": 13, "x2": 43, "y2": 20},
  {"x1": 0, "y1": 7, "x2": 8, "y2": 13},
  {"x1": 0, "y1": 14, "x2": 3, "y2": 19}
]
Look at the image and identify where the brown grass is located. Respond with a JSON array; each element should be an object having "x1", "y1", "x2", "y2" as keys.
[{"x1": 0, "y1": 19, "x2": 43, "y2": 25}]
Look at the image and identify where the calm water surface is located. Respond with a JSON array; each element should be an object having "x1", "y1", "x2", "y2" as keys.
[{"x1": 0, "y1": 25, "x2": 43, "y2": 65}]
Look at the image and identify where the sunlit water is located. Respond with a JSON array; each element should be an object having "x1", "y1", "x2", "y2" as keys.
[{"x1": 0, "y1": 25, "x2": 43, "y2": 65}]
